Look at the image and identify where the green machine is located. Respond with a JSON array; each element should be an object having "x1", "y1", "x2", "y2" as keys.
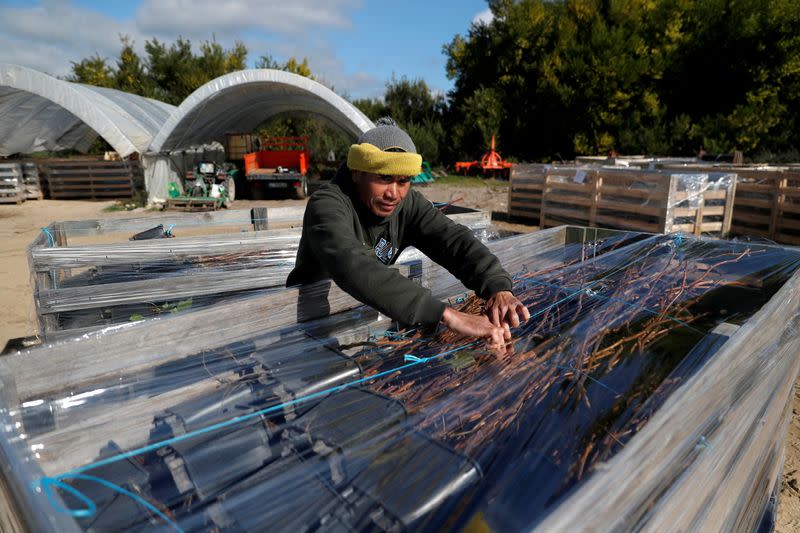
[{"x1": 166, "y1": 162, "x2": 238, "y2": 211}]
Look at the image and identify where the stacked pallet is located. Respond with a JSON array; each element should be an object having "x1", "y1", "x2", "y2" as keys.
[
  {"x1": 39, "y1": 159, "x2": 141, "y2": 199},
  {"x1": 21, "y1": 162, "x2": 43, "y2": 200},
  {"x1": 510, "y1": 166, "x2": 737, "y2": 236},
  {"x1": 508, "y1": 164, "x2": 548, "y2": 221},
  {"x1": 660, "y1": 164, "x2": 800, "y2": 245},
  {"x1": 0, "y1": 163, "x2": 24, "y2": 204},
  {"x1": 724, "y1": 170, "x2": 800, "y2": 245}
]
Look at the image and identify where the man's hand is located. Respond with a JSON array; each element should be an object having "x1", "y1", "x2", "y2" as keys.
[
  {"x1": 441, "y1": 307, "x2": 510, "y2": 351},
  {"x1": 485, "y1": 291, "x2": 530, "y2": 328}
]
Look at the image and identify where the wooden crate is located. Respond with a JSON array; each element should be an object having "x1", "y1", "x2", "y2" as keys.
[
  {"x1": 728, "y1": 171, "x2": 800, "y2": 246},
  {"x1": 224, "y1": 132, "x2": 259, "y2": 160},
  {"x1": 540, "y1": 168, "x2": 737, "y2": 236},
  {"x1": 39, "y1": 160, "x2": 142, "y2": 199},
  {"x1": 21, "y1": 162, "x2": 43, "y2": 200},
  {"x1": 508, "y1": 164, "x2": 550, "y2": 221},
  {"x1": 654, "y1": 163, "x2": 800, "y2": 245},
  {"x1": 0, "y1": 163, "x2": 24, "y2": 204}
]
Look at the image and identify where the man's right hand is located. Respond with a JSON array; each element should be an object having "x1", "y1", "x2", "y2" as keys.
[{"x1": 441, "y1": 307, "x2": 510, "y2": 351}]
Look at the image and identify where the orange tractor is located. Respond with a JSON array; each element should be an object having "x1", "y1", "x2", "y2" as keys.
[{"x1": 455, "y1": 135, "x2": 513, "y2": 179}]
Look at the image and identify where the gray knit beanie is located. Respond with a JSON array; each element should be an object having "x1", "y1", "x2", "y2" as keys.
[{"x1": 357, "y1": 117, "x2": 417, "y2": 154}]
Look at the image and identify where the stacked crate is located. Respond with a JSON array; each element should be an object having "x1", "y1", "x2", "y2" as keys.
[
  {"x1": 0, "y1": 162, "x2": 24, "y2": 204},
  {"x1": 510, "y1": 166, "x2": 737, "y2": 236},
  {"x1": 40, "y1": 159, "x2": 141, "y2": 199},
  {"x1": 507, "y1": 164, "x2": 548, "y2": 222},
  {"x1": 21, "y1": 162, "x2": 43, "y2": 200}
]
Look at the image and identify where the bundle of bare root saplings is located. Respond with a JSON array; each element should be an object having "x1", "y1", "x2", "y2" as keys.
[{"x1": 1, "y1": 230, "x2": 798, "y2": 532}]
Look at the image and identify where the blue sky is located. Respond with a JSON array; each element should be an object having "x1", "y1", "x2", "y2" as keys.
[{"x1": 0, "y1": 0, "x2": 493, "y2": 99}]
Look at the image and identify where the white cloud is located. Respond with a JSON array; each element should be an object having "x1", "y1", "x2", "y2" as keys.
[
  {"x1": 136, "y1": 0, "x2": 361, "y2": 36},
  {"x1": 0, "y1": 0, "x2": 377, "y2": 96},
  {"x1": 264, "y1": 40, "x2": 381, "y2": 98},
  {"x1": 472, "y1": 8, "x2": 494, "y2": 26},
  {"x1": 0, "y1": 0, "x2": 146, "y2": 76}
]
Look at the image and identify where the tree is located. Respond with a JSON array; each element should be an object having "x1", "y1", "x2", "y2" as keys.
[
  {"x1": 353, "y1": 76, "x2": 447, "y2": 165},
  {"x1": 444, "y1": 0, "x2": 800, "y2": 161},
  {"x1": 68, "y1": 54, "x2": 114, "y2": 88},
  {"x1": 115, "y1": 36, "x2": 149, "y2": 95}
]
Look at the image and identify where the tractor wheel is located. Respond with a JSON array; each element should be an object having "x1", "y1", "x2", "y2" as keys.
[
  {"x1": 293, "y1": 179, "x2": 308, "y2": 200},
  {"x1": 223, "y1": 177, "x2": 235, "y2": 208}
]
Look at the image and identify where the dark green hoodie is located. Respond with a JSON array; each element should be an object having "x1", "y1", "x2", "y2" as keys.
[{"x1": 285, "y1": 166, "x2": 512, "y2": 326}]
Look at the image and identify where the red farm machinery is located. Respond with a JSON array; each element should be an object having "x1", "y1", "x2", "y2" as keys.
[{"x1": 455, "y1": 135, "x2": 513, "y2": 179}]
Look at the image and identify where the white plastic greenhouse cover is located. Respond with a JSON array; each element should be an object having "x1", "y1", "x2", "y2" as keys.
[
  {"x1": 0, "y1": 63, "x2": 175, "y2": 158},
  {"x1": 148, "y1": 69, "x2": 374, "y2": 152}
]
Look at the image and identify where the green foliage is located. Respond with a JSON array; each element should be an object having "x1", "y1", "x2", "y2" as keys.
[
  {"x1": 69, "y1": 36, "x2": 248, "y2": 104},
  {"x1": 68, "y1": 37, "x2": 347, "y2": 162},
  {"x1": 353, "y1": 76, "x2": 447, "y2": 165},
  {"x1": 254, "y1": 60, "x2": 351, "y2": 167},
  {"x1": 69, "y1": 54, "x2": 114, "y2": 88},
  {"x1": 444, "y1": 0, "x2": 800, "y2": 161}
]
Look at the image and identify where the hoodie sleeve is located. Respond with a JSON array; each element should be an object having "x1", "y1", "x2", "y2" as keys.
[
  {"x1": 301, "y1": 191, "x2": 447, "y2": 326},
  {"x1": 404, "y1": 191, "x2": 513, "y2": 298}
]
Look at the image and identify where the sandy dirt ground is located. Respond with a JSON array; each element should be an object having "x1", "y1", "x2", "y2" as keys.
[{"x1": 0, "y1": 182, "x2": 798, "y2": 528}]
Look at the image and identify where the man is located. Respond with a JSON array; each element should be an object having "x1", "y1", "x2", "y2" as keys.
[{"x1": 286, "y1": 118, "x2": 529, "y2": 348}]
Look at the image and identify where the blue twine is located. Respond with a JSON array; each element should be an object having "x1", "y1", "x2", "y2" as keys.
[
  {"x1": 695, "y1": 435, "x2": 713, "y2": 450},
  {"x1": 165, "y1": 224, "x2": 175, "y2": 237},
  {"x1": 40, "y1": 227, "x2": 55, "y2": 247},
  {"x1": 37, "y1": 341, "x2": 480, "y2": 521},
  {"x1": 39, "y1": 474, "x2": 183, "y2": 532}
]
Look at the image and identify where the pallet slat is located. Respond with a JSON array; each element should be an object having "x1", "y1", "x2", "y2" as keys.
[{"x1": 40, "y1": 160, "x2": 140, "y2": 199}]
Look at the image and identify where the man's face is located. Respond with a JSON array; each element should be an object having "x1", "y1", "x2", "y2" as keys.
[{"x1": 352, "y1": 171, "x2": 412, "y2": 217}]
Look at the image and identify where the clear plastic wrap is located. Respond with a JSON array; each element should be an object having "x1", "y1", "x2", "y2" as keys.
[
  {"x1": 536, "y1": 167, "x2": 737, "y2": 236},
  {"x1": 148, "y1": 69, "x2": 372, "y2": 153},
  {"x1": 28, "y1": 207, "x2": 493, "y2": 340},
  {"x1": 0, "y1": 63, "x2": 174, "y2": 157},
  {"x1": 1, "y1": 226, "x2": 799, "y2": 531}
]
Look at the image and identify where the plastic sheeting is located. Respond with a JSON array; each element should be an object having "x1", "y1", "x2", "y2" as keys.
[
  {"x1": 0, "y1": 63, "x2": 175, "y2": 157},
  {"x1": 148, "y1": 69, "x2": 374, "y2": 153},
  {"x1": 29, "y1": 207, "x2": 494, "y2": 340},
  {"x1": 2, "y1": 227, "x2": 799, "y2": 531},
  {"x1": 30, "y1": 231, "x2": 503, "y2": 340},
  {"x1": 0, "y1": 65, "x2": 370, "y2": 164},
  {"x1": 143, "y1": 144, "x2": 226, "y2": 204}
]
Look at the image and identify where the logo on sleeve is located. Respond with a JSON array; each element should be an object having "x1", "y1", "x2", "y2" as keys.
[{"x1": 374, "y1": 238, "x2": 396, "y2": 264}]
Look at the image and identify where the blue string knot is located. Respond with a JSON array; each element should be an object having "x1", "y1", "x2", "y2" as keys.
[{"x1": 41, "y1": 227, "x2": 55, "y2": 247}]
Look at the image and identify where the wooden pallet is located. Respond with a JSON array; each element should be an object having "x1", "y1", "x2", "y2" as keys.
[
  {"x1": 728, "y1": 171, "x2": 800, "y2": 245},
  {"x1": 659, "y1": 164, "x2": 800, "y2": 245},
  {"x1": 21, "y1": 162, "x2": 43, "y2": 200},
  {"x1": 39, "y1": 160, "x2": 141, "y2": 199},
  {"x1": 539, "y1": 168, "x2": 737, "y2": 236},
  {"x1": 0, "y1": 163, "x2": 24, "y2": 204},
  {"x1": 165, "y1": 197, "x2": 222, "y2": 211},
  {"x1": 508, "y1": 164, "x2": 549, "y2": 221}
]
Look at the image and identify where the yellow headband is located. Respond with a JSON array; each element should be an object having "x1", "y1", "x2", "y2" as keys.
[{"x1": 347, "y1": 143, "x2": 422, "y2": 176}]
